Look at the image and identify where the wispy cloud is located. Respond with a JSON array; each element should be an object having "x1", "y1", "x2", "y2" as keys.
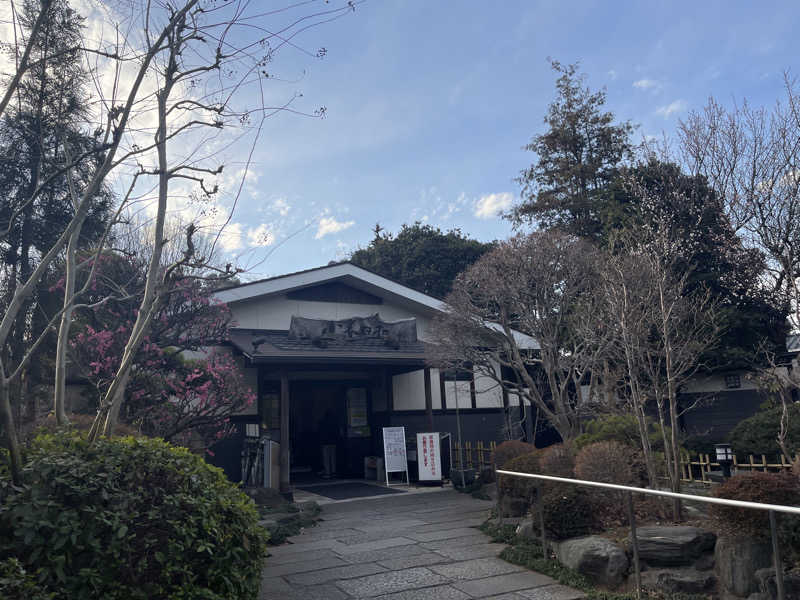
[
  {"x1": 655, "y1": 99, "x2": 688, "y2": 118},
  {"x1": 607, "y1": 69, "x2": 618, "y2": 81},
  {"x1": 633, "y1": 78, "x2": 662, "y2": 91},
  {"x1": 270, "y1": 197, "x2": 291, "y2": 216},
  {"x1": 474, "y1": 192, "x2": 513, "y2": 219},
  {"x1": 246, "y1": 223, "x2": 275, "y2": 246},
  {"x1": 315, "y1": 216, "x2": 355, "y2": 239}
]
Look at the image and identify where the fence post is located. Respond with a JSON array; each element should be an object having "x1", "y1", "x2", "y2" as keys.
[
  {"x1": 769, "y1": 510, "x2": 785, "y2": 600},
  {"x1": 478, "y1": 441, "x2": 485, "y2": 470},
  {"x1": 466, "y1": 442, "x2": 473, "y2": 469},
  {"x1": 626, "y1": 492, "x2": 641, "y2": 600}
]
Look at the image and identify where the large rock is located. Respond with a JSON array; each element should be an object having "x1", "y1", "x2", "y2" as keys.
[
  {"x1": 755, "y1": 567, "x2": 800, "y2": 600},
  {"x1": 640, "y1": 567, "x2": 716, "y2": 595},
  {"x1": 555, "y1": 536, "x2": 629, "y2": 587},
  {"x1": 715, "y1": 535, "x2": 773, "y2": 597},
  {"x1": 635, "y1": 526, "x2": 716, "y2": 566}
]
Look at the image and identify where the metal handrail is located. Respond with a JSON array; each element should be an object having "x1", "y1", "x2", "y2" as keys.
[
  {"x1": 496, "y1": 469, "x2": 795, "y2": 600},
  {"x1": 496, "y1": 470, "x2": 800, "y2": 515}
]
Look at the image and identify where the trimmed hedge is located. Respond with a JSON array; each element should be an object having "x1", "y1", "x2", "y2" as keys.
[
  {"x1": 728, "y1": 404, "x2": 800, "y2": 456},
  {"x1": 0, "y1": 433, "x2": 268, "y2": 600}
]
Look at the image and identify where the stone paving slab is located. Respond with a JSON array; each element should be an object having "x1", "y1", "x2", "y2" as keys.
[
  {"x1": 429, "y1": 557, "x2": 524, "y2": 581},
  {"x1": 260, "y1": 489, "x2": 578, "y2": 599},
  {"x1": 376, "y1": 551, "x2": 449, "y2": 570},
  {"x1": 374, "y1": 584, "x2": 471, "y2": 600},
  {"x1": 286, "y1": 562, "x2": 386, "y2": 586},
  {"x1": 453, "y1": 571, "x2": 557, "y2": 597},
  {"x1": 336, "y1": 566, "x2": 450, "y2": 597},
  {"x1": 261, "y1": 555, "x2": 347, "y2": 577}
]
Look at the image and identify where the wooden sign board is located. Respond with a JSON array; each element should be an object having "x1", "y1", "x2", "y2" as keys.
[{"x1": 382, "y1": 426, "x2": 409, "y2": 485}]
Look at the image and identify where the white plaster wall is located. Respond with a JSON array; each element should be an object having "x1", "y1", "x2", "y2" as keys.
[
  {"x1": 444, "y1": 380, "x2": 472, "y2": 409},
  {"x1": 228, "y1": 294, "x2": 435, "y2": 340},
  {"x1": 474, "y1": 364, "x2": 503, "y2": 408},
  {"x1": 392, "y1": 369, "x2": 441, "y2": 410},
  {"x1": 682, "y1": 371, "x2": 759, "y2": 393}
]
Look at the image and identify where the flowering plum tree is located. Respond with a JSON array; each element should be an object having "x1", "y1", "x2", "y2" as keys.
[{"x1": 66, "y1": 252, "x2": 253, "y2": 449}]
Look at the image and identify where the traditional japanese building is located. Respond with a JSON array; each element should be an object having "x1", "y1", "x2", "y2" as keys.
[{"x1": 208, "y1": 262, "x2": 536, "y2": 492}]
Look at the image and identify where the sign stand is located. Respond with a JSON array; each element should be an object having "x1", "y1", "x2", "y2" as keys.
[
  {"x1": 382, "y1": 426, "x2": 409, "y2": 486},
  {"x1": 417, "y1": 432, "x2": 443, "y2": 482}
]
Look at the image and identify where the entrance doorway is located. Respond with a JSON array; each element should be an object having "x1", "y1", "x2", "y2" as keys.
[{"x1": 289, "y1": 381, "x2": 373, "y2": 479}]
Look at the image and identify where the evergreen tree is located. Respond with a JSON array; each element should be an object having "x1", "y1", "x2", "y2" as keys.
[
  {"x1": 0, "y1": 0, "x2": 112, "y2": 415},
  {"x1": 512, "y1": 60, "x2": 635, "y2": 238},
  {"x1": 350, "y1": 222, "x2": 494, "y2": 299}
]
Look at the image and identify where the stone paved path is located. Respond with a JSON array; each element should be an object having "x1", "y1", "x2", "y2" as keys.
[{"x1": 261, "y1": 489, "x2": 586, "y2": 599}]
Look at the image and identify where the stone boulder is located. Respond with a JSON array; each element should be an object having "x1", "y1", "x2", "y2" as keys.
[
  {"x1": 640, "y1": 567, "x2": 716, "y2": 595},
  {"x1": 715, "y1": 535, "x2": 773, "y2": 597},
  {"x1": 635, "y1": 526, "x2": 716, "y2": 566},
  {"x1": 555, "y1": 536, "x2": 629, "y2": 587},
  {"x1": 755, "y1": 567, "x2": 800, "y2": 600}
]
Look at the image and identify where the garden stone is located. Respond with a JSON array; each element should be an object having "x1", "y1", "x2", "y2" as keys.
[
  {"x1": 516, "y1": 519, "x2": 538, "y2": 541},
  {"x1": 635, "y1": 525, "x2": 716, "y2": 566},
  {"x1": 715, "y1": 535, "x2": 772, "y2": 597},
  {"x1": 694, "y1": 553, "x2": 715, "y2": 571},
  {"x1": 640, "y1": 567, "x2": 716, "y2": 594},
  {"x1": 755, "y1": 567, "x2": 800, "y2": 600},
  {"x1": 555, "y1": 536, "x2": 628, "y2": 587}
]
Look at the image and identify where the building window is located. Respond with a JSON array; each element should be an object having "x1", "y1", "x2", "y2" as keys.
[{"x1": 724, "y1": 374, "x2": 741, "y2": 389}]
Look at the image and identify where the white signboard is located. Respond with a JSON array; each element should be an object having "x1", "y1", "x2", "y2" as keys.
[
  {"x1": 382, "y1": 427, "x2": 409, "y2": 485},
  {"x1": 417, "y1": 432, "x2": 442, "y2": 481}
]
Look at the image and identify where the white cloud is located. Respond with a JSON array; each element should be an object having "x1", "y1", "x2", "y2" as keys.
[
  {"x1": 315, "y1": 216, "x2": 355, "y2": 239},
  {"x1": 474, "y1": 192, "x2": 513, "y2": 219},
  {"x1": 633, "y1": 78, "x2": 661, "y2": 90},
  {"x1": 246, "y1": 224, "x2": 275, "y2": 246},
  {"x1": 655, "y1": 99, "x2": 688, "y2": 118},
  {"x1": 219, "y1": 223, "x2": 243, "y2": 251},
  {"x1": 270, "y1": 197, "x2": 291, "y2": 216},
  {"x1": 607, "y1": 70, "x2": 618, "y2": 81}
]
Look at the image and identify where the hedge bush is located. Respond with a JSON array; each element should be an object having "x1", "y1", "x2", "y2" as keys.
[
  {"x1": 574, "y1": 441, "x2": 640, "y2": 486},
  {"x1": 538, "y1": 443, "x2": 575, "y2": 479},
  {"x1": 498, "y1": 450, "x2": 540, "y2": 501},
  {"x1": 710, "y1": 472, "x2": 800, "y2": 541},
  {"x1": 494, "y1": 440, "x2": 535, "y2": 470},
  {"x1": 574, "y1": 414, "x2": 665, "y2": 452},
  {"x1": 0, "y1": 433, "x2": 268, "y2": 600},
  {"x1": 0, "y1": 558, "x2": 53, "y2": 600},
  {"x1": 728, "y1": 404, "x2": 800, "y2": 456},
  {"x1": 541, "y1": 485, "x2": 598, "y2": 540}
]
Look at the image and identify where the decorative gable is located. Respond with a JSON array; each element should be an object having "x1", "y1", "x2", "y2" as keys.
[{"x1": 286, "y1": 281, "x2": 383, "y2": 305}]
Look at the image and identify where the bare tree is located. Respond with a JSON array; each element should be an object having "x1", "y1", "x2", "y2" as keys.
[
  {"x1": 430, "y1": 231, "x2": 609, "y2": 443},
  {"x1": 0, "y1": 0, "x2": 361, "y2": 482},
  {"x1": 679, "y1": 75, "x2": 800, "y2": 327},
  {"x1": 606, "y1": 175, "x2": 722, "y2": 519}
]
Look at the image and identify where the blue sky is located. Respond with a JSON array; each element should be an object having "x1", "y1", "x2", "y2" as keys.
[{"x1": 225, "y1": 0, "x2": 800, "y2": 279}]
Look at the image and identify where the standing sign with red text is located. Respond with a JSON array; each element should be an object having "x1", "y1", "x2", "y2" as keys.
[{"x1": 416, "y1": 432, "x2": 442, "y2": 481}]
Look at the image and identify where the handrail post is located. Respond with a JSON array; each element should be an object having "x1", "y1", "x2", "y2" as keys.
[
  {"x1": 626, "y1": 491, "x2": 641, "y2": 600},
  {"x1": 536, "y1": 484, "x2": 547, "y2": 559},
  {"x1": 769, "y1": 510, "x2": 785, "y2": 600}
]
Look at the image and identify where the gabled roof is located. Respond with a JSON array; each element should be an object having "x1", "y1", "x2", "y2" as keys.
[
  {"x1": 214, "y1": 262, "x2": 539, "y2": 350},
  {"x1": 213, "y1": 262, "x2": 447, "y2": 314}
]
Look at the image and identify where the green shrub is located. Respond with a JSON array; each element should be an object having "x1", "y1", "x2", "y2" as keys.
[
  {"x1": 0, "y1": 433, "x2": 268, "y2": 600},
  {"x1": 494, "y1": 440, "x2": 535, "y2": 469},
  {"x1": 0, "y1": 558, "x2": 53, "y2": 600},
  {"x1": 574, "y1": 414, "x2": 665, "y2": 452},
  {"x1": 574, "y1": 441, "x2": 640, "y2": 486},
  {"x1": 498, "y1": 450, "x2": 541, "y2": 501},
  {"x1": 728, "y1": 404, "x2": 800, "y2": 456},
  {"x1": 711, "y1": 472, "x2": 800, "y2": 541},
  {"x1": 541, "y1": 485, "x2": 597, "y2": 540},
  {"x1": 538, "y1": 443, "x2": 575, "y2": 478}
]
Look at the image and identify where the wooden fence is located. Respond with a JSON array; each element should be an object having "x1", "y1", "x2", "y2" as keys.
[
  {"x1": 451, "y1": 441, "x2": 497, "y2": 471},
  {"x1": 681, "y1": 453, "x2": 796, "y2": 483}
]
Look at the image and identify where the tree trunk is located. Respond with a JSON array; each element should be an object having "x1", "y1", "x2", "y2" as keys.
[{"x1": 0, "y1": 375, "x2": 22, "y2": 484}]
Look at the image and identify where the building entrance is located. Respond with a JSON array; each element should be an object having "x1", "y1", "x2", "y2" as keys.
[{"x1": 289, "y1": 381, "x2": 374, "y2": 479}]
